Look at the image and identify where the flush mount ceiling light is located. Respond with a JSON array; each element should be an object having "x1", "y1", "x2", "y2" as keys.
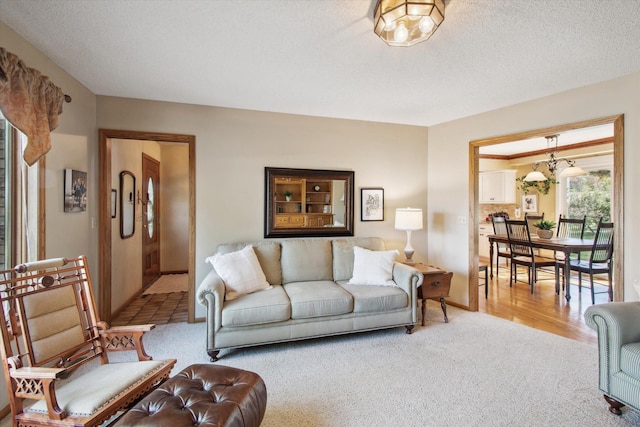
[
  {"x1": 523, "y1": 135, "x2": 587, "y2": 182},
  {"x1": 374, "y1": 0, "x2": 445, "y2": 47}
]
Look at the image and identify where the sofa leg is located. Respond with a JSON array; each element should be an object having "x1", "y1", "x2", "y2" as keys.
[
  {"x1": 208, "y1": 350, "x2": 220, "y2": 362},
  {"x1": 604, "y1": 395, "x2": 625, "y2": 415},
  {"x1": 405, "y1": 325, "x2": 414, "y2": 334}
]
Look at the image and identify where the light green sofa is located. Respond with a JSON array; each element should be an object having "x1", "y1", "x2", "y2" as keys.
[
  {"x1": 197, "y1": 237, "x2": 423, "y2": 361},
  {"x1": 585, "y1": 302, "x2": 640, "y2": 415}
]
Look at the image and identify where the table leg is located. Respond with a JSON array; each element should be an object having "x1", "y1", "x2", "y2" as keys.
[
  {"x1": 489, "y1": 240, "x2": 495, "y2": 279},
  {"x1": 440, "y1": 297, "x2": 448, "y2": 323},
  {"x1": 564, "y1": 250, "x2": 571, "y2": 301},
  {"x1": 421, "y1": 298, "x2": 427, "y2": 326}
]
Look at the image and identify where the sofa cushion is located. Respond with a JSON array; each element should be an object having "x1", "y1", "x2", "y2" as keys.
[
  {"x1": 281, "y1": 239, "x2": 333, "y2": 284},
  {"x1": 339, "y1": 282, "x2": 408, "y2": 313},
  {"x1": 221, "y1": 286, "x2": 290, "y2": 327},
  {"x1": 620, "y1": 342, "x2": 640, "y2": 379},
  {"x1": 347, "y1": 246, "x2": 398, "y2": 287},
  {"x1": 284, "y1": 281, "x2": 353, "y2": 319},
  {"x1": 207, "y1": 245, "x2": 272, "y2": 301},
  {"x1": 217, "y1": 241, "x2": 282, "y2": 286},
  {"x1": 332, "y1": 237, "x2": 386, "y2": 281}
]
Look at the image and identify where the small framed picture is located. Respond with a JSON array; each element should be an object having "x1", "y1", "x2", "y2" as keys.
[
  {"x1": 111, "y1": 189, "x2": 117, "y2": 218},
  {"x1": 64, "y1": 169, "x2": 88, "y2": 213},
  {"x1": 522, "y1": 194, "x2": 538, "y2": 213},
  {"x1": 361, "y1": 188, "x2": 384, "y2": 221}
]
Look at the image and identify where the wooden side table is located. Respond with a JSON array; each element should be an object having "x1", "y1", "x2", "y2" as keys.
[{"x1": 411, "y1": 263, "x2": 453, "y2": 326}]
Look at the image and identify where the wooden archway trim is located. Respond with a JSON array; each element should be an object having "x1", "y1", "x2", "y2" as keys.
[
  {"x1": 467, "y1": 115, "x2": 624, "y2": 311},
  {"x1": 98, "y1": 129, "x2": 196, "y2": 323}
]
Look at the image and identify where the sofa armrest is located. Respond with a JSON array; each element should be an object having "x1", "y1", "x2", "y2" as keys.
[
  {"x1": 392, "y1": 262, "x2": 423, "y2": 324},
  {"x1": 584, "y1": 302, "x2": 640, "y2": 392},
  {"x1": 197, "y1": 269, "x2": 225, "y2": 339}
]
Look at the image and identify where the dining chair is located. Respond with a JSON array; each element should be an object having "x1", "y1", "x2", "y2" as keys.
[
  {"x1": 554, "y1": 215, "x2": 587, "y2": 292},
  {"x1": 491, "y1": 215, "x2": 510, "y2": 276},
  {"x1": 564, "y1": 219, "x2": 614, "y2": 304},
  {"x1": 505, "y1": 219, "x2": 557, "y2": 293},
  {"x1": 524, "y1": 212, "x2": 544, "y2": 234}
]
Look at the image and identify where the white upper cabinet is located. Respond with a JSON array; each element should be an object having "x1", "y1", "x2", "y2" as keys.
[{"x1": 479, "y1": 170, "x2": 516, "y2": 204}]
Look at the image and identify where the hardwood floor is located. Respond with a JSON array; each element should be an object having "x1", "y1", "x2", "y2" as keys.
[{"x1": 478, "y1": 261, "x2": 612, "y2": 345}]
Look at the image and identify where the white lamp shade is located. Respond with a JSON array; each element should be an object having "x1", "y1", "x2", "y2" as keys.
[
  {"x1": 559, "y1": 165, "x2": 587, "y2": 178},
  {"x1": 395, "y1": 208, "x2": 423, "y2": 231},
  {"x1": 523, "y1": 171, "x2": 547, "y2": 182}
]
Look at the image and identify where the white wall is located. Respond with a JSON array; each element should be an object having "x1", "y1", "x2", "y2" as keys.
[
  {"x1": 428, "y1": 72, "x2": 640, "y2": 305},
  {"x1": 96, "y1": 98, "x2": 429, "y2": 319},
  {"x1": 160, "y1": 144, "x2": 189, "y2": 272}
]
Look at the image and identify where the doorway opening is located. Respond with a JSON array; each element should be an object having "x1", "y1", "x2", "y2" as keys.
[
  {"x1": 99, "y1": 129, "x2": 196, "y2": 324},
  {"x1": 468, "y1": 115, "x2": 624, "y2": 316}
]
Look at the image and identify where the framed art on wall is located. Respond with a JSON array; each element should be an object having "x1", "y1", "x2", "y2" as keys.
[
  {"x1": 522, "y1": 194, "x2": 538, "y2": 213},
  {"x1": 64, "y1": 169, "x2": 87, "y2": 213},
  {"x1": 361, "y1": 188, "x2": 384, "y2": 221},
  {"x1": 111, "y1": 189, "x2": 117, "y2": 218}
]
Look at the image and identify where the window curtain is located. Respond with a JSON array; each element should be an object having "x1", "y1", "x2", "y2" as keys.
[{"x1": 0, "y1": 47, "x2": 65, "y2": 166}]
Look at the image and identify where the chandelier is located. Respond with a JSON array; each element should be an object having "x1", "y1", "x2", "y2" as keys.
[
  {"x1": 523, "y1": 135, "x2": 587, "y2": 182},
  {"x1": 374, "y1": 0, "x2": 445, "y2": 47}
]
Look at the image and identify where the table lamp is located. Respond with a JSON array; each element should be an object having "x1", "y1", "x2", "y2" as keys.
[{"x1": 395, "y1": 208, "x2": 423, "y2": 265}]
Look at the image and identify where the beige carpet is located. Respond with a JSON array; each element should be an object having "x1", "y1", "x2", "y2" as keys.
[
  {"x1": 109, "y1": 305, "x2": 639, "y2": 427},
  {"x1": 143, "y1": 273, "x2": 188, "y2": 294}
]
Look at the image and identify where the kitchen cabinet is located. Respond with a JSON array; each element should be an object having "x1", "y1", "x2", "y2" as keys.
[
  {"x1": 478, "y1": 223, "x2": 492, "y2": 260},
  {"x1": 479, "y1": 170, "x2": 517, "y2": 204}
]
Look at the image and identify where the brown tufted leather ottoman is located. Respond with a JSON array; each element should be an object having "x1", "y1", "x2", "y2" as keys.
[{"x1": 115, "y1": 364, "x2": 267, "y2": 427}]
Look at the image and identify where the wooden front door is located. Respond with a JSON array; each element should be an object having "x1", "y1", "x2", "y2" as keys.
[{"x1": 142, "y1": 154, "x2": 160, "y2": 288}]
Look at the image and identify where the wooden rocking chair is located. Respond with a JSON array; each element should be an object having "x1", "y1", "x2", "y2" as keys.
[{"x1": 0, "y1": 256, "x2": 176, "y2": 427}]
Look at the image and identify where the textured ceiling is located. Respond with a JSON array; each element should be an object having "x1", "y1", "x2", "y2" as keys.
[{"x1": 1, "y1": 0, "x2": 640, "y2": 128}]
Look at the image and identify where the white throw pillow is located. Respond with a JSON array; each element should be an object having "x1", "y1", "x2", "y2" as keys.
[
  {"x1": 206, "y1": 245, "x2": 272, "y2": 300},
  {"x1": 347, "y1": 246, "x2": 398, "y2": 287}
]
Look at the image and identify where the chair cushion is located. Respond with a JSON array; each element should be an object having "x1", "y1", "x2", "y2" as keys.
[
  {"x1": 284, "y1": 281, "x2": 353, "y2": 319},
  {"x1": 22, "y1": 285, "x2": 86, "y2": 364},
  {"x1": 620, "y1": 342, "x2": 640, "y2": 379},
  {"x1": 221, "y1": 286, "x2": 291, "y2": 327},
  {"x1": 339, "y1": 282, "x2": 408, "y2": 313},
  {"x1": 25, "y1": 360, "x2": 172, "y2": 416}
]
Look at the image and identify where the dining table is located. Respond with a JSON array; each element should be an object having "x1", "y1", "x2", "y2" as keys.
[{"x1": 487, "y1": 234, "x2": 594, "y2": 300}]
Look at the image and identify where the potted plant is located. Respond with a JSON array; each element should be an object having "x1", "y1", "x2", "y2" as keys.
[
  {"x1": 282, "y1": 190, "x2": 293, "y2": 201},
  {"x1": 533, "y1": 219, "x2": 556, "y2": 239}
]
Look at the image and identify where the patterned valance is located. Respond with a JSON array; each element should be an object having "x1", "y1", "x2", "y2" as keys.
[{"x1": 0, "y1": 47, "x2": 67, "y2": 166}]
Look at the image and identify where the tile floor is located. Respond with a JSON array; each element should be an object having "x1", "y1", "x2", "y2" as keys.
[{"x1": 110, "y1": 291, "x2": 188, "y2": 326}]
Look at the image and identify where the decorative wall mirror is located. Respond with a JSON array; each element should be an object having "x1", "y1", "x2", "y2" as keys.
[
  {"x1": 120, "y1": 171, "x2": 136, "y2": 239},
  {"x1": 265, "y1": 167, "x2": 354, "y2": 238}
]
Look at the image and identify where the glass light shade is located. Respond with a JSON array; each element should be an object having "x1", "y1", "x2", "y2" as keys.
[
  {"x1": 523, "y1": 171, "x2": 548, "y2": 182},
  {"x1": 374, "y1": 0, "x2": 445, "y2": 47},
  {"x1": 395, "y1": 208, "x2": 423, "y2": 230},
  {"x1": 559, "y1": 165, "x2": 587, "y2": 178},
  {"x1": 394, "y1": 21, "x2": 409, "y2": 42}
]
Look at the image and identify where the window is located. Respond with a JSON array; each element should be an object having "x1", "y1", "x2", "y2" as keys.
[
  {"x1": 557, "y1": 155, "x2": 612, "y2": 239},
  {"x1": 0, "y1": 111, "x2": 40, "y2": 270}
]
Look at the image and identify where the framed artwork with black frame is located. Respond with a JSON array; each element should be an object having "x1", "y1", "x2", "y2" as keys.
[{"x1": 361, "y1": 187, "x2": 384, "y2": 221}]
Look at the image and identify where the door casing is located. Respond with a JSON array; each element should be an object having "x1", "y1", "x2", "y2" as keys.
[{"x1": 99, "y1": 129, "x2": 196, "y2": 323}]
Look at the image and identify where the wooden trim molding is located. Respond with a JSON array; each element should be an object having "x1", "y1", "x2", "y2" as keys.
[
  {"x1": 99, "y1": 129, "x2": 196, "y2": 323},
  {"x1": 468, "y1": 115, "x2": 624, "y2": 311}
]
